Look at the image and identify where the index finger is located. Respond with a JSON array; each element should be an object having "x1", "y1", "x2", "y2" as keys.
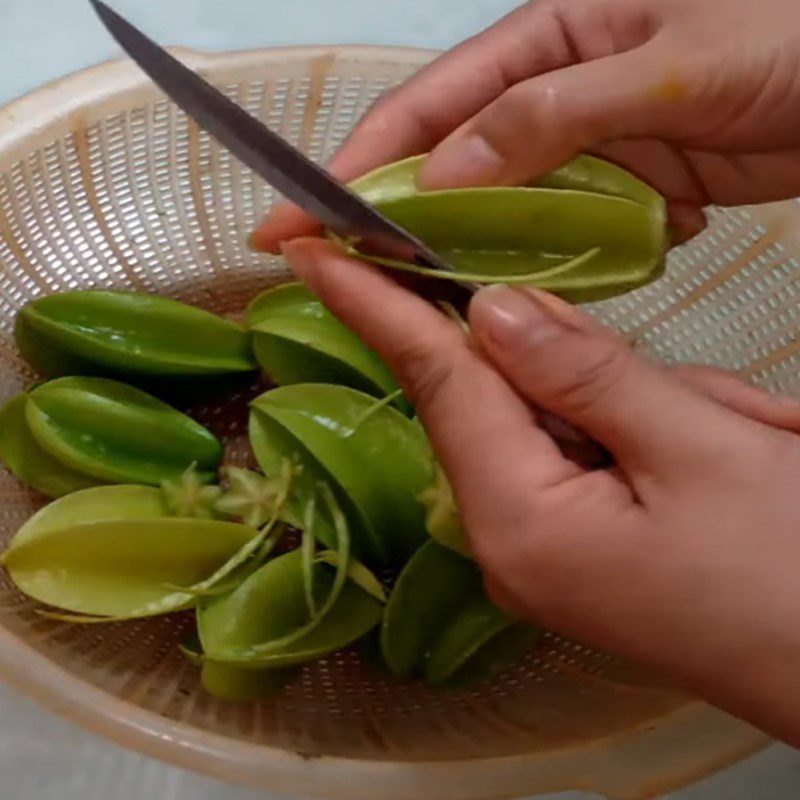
[
  {"x1": 250, "y1": 1, "x2": 581, "y2": 253},
  {"x1": 280, "y1": 237, "x2": 581, "y2": 517}
]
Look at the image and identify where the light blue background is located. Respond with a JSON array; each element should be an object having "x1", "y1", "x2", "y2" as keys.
[{"x1": 0, "y1": 1, "x2": 799, "y2": 798}]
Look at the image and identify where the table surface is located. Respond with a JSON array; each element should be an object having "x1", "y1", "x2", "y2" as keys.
[{"x1": 0, "y1": 1, "x2": 799, "y2": 798}]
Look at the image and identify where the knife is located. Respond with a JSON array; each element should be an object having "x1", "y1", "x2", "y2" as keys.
[{"x1": 88, "y1": 0, "x2": 473, "y2": 309}]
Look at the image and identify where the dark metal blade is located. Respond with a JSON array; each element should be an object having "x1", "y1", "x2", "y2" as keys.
[{"x1": 89, "y1": 0, "x2": 466, "y2": 289}]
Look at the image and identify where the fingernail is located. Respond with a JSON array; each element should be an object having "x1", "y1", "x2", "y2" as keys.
[
  {"x1": 519, "y1": 288, "x2": 601, "y2": 334},
  {"x1": 249, "y1": 224, "x2": 278, "y2": 254},
  {"x1": 420, "y1": 135, "x2": 504, "y2": 189},
  {"x1": 247, "y1": 230, "x2": 263, "y2": 252},
  {"x1": 471, "y1": 285, "x2": 568, "y2": 346}
]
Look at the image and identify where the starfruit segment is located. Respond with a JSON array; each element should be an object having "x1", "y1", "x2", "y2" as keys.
[
  {"x1": 7, "y1": 485, "x2": 168, "y2": 550},
  {"x1": 249, "y1": 405, "x2": 348, "y2": 551},
  {"x1": 198, "y1": 549, "x2": 383, "y2": 668},
  {"x1": 349, "y1": 154, "x2": 667, "y2": 303},
  {"x1": 0, "y1": 393, "x2": 101, "y2": 498},
  {"x1": 15, "y1": 290, "x2": 256, "y2": 388},
  {"x1": 419, "y1": 463, "x2": 471, "y2": 557},
  {"x1": 424, "y1": 594, "x2": 542, "y2": 686},
  {"x1": 249, "y1": 383, "x2": 434, "y2": 567},
  {"x1": 200, "y1": 661, "x2": 297, "y2": 702},
  {"x1": 533, "y1": 154, "x2": 661, "y2": 204},
  {"x1": 366, "y1": 189, "x2": 663, "y2": 302},
  {"x1": 25, "y1": 376, "x2": 222, "y2": 486},
  {"x1": 4, "y1": 519, "x2": 257, "y2": 619},
  {"x1": 184, "y1": 627, "x2": 298, "y2": 701},
  {"x1": 351, "y1": 153, "x2": 659, "y2": 206},
  {"x1": 2, "y1": 485, "x2": 258, "y2": 618},
  {"x1": 443, "y1": 623, "x2": 544, "y2": 688},
  {"x1": 235, "y1": 482, "x2": 353, "y2": 658},
  {"x1": 381, "y1": 539, "x2": 542, "y2": 685},
  {"x1": 381, "y1": 540, "x2": 481, "y2": 678},
  {"x1": 246, "y1": 283, "x2": 407, "y2": 411}
]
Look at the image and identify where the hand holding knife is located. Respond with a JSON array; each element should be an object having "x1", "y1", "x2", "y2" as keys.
[{"x1": 89, "y1": 0, "x2": 607, "y2": 468}]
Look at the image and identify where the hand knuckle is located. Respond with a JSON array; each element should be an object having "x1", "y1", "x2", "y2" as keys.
[
  {"x1": 494, "y1": 83, "x2": 536, "y2": 125},
  {"x1": 542, "y1": 473, "x2": 631, "y2": 517},
  {"x1": 549, "y1": 342, "x2": 632, "y2": 415},
  {"x1": 393, "y1": 337, "x2": 460, "y2": 409},
  {"x1": 749, "y1": 431, "x2": 800, "y2": 476}
]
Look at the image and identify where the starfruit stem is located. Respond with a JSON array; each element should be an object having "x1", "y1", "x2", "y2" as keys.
[
  {"x1": 167, "y1": 521, "x2": 290, "y2": 600},
  {"x1": 166, "y1": 460, "x2": 295, "y2": 597},
  {"x1": 214, "y1": 466, "x2": 285, "y2": 528},
  {"x1": 315, "y1": 551, "x2": 386, "y2": 603},
  {"x1": 254, "y1": 520, "x2": 286, "y2": 563},
  {"x1": 161, "y1": 463, "x2": 222, "y2": 520},
  {"x1": 301, "y1": 495, "x2": 318, "y2": 617},
  {"x1": 218, "y1": 481, "x2": 352, "y2": 660},
  {"x1": 346, "y1": 388, "x2": 405, "y2": 438}
]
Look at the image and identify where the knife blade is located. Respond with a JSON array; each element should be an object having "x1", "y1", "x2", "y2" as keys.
[{"x1": 89, "y1": 0, "x2": 474, "y2": 308}]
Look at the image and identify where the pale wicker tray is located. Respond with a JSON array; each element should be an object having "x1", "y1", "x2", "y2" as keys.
[{"x1": 0, "y1": 44, "x2": 792, "y2": 800}]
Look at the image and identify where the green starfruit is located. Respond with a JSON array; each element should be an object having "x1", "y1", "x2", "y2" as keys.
[
  {"x1": 23, "y1": 376, "x2": 222, "y2": 486},
  {"x1": 249, "y1": 384, "x2": 434, "y2": 566},
  {"x1": 425, "y1": 594, "x2": 543, "y2": 686},
  {"x1": 349, "y1": 154, "x2": 667, "y2": 303},
  {"x1": 381, "y1": 539, "x2": 480, "y2": 677},
  {"x1": 381, "y1": 540, "x2": 543, "y2": 685},
  {"x1": 419, "y1": 463, "x2": 470, "y2": 557},
  {"x1": 198, "y1": 548, "x2": 383, "y2": 669},
  {"x1": 15, "y1": 290, "x2": 256, "y2": 392},
  {"x1": 246, "y1": 283, "x2": 407, "y2": 411},
  {"x1": 2, "y1": 485, "x2": 258, "y2": 618},
  {"x1": 0, "y1": 393, "x2": 101, "y2": 498},
  {"x1": 200, "y1": 661, "x2": 297, "y2": 702}
]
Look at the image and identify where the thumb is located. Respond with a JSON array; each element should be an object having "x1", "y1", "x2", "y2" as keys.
[
  {"x1": 420, "y1": 46, "x2": 687, "y2": 189},
  {"x1": 469, "y1": 286, "x2": 752, "y2": 478}
]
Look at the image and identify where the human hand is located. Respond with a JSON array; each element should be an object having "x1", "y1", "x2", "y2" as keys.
[
  {"x1": 253, "y1": 0, "x2": 800, "y2": 250},
  {"x1": 282, "y1": 236, "x2": 800, "y2": 747}
]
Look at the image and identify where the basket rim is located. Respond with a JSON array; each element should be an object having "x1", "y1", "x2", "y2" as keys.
[
  {"x1": 0, "y1": 42, "x2": 438, "y2": 166},
  {"x1": 0, "y1": 43, "x2": 769, "y2": 800},
  {"x1": 0, "y1": 620, "x2": 767, "y2": 800}
]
